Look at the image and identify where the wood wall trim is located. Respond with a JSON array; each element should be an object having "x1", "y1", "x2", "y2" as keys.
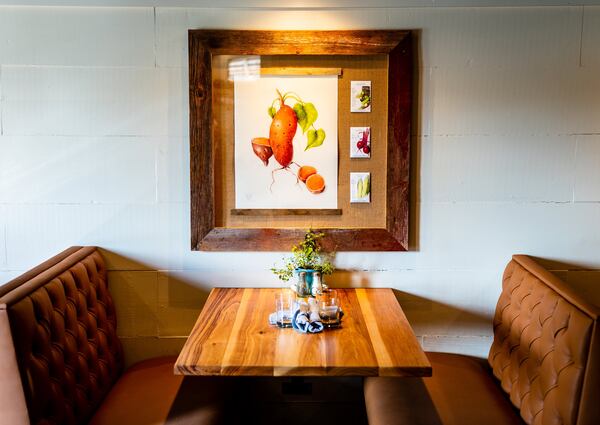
[
  {"x1": 189, "y1": 33, "x2": 214, "y2": 248},
  {"x1": 189, "y1": 30, "x2": 412, "y2": 251},
  {"x1": 190, "y1": 30, "x2": 410, "y2": 55},
  {"x1": 198, "y1": 228, "x2": 403, "y2": 252},
  {"x1": 260, "y1": 67, "x2": 342, "y2": 76},
  {"x1": 230, "y1": 209, "x2": 343, "y2": 216},
  {"x1": 386, "y1": 33, "x2": 412, "y2": 250}
]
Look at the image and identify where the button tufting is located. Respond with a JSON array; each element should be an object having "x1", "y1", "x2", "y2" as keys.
[
  {"x1": 7, "y1": 251, "x2": 124, "y2": 425},
  {"x1": 489, "y1": 260, "x2": 594, "y2": 425}
]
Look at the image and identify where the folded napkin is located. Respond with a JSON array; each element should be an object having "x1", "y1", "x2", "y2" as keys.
[
  {"x1": 269, "y1": 298, "x2": 344, "y2": 333},
  {"x1": 292, "y1": 299, "x2": 324, "y2": 333}
]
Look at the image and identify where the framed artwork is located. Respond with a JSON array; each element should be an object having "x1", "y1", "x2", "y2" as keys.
[
  {"x1": 350, "y1": 172, "x2": 371, "y2": 203},
  {"x1": 189, "y1": 30, "x2": 413, "y2": 251},
  {"x1": 351, "y1": 80, "x2": 372, "y2": 112},
  {"x1": 350, "y1": 127, "x2": 371, "y2": 158},
  {"x1": 234, "y1": 75, "x2": 338, "y2": 209}
]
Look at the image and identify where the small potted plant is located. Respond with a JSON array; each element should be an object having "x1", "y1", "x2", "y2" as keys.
[{"x1": 271, "y1": 229, "x2": 335, "y2": 297}]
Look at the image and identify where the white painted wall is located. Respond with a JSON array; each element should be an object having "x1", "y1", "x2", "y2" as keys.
[{"x1": 1, "y1": 4, "x2": 599, "y2": 359}]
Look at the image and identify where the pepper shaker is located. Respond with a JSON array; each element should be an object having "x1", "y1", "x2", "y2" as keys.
[{"x1": 311, "y1": 271, "x2": 323, "y2": 297}]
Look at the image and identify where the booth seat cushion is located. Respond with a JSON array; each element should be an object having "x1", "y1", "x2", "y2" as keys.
[
  {"x1": 89, "y1": 356, "x2": 227, "y2": 425},
  {"x1": 364, "y1": 352, "x2": 524, "y2": 425}
]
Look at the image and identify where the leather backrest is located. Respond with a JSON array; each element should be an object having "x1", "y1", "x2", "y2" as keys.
[
  {"x1": 0, "y1": 308, "x2": 29, "y2": 425},
  {"x1": 489, "y1": 255, "x2": 600, "y2": 425},
  {"x1": 0, "y1": 247, "x2": 124, "y2": 425}
]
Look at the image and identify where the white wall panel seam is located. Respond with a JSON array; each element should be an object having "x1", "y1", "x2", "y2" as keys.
[
  {"x1": 2, "y1": 225, "x2": 6, "y2": 268},
  {"x1": 0, "y1": 65, "x2": 160, "y2": 70},
  {"x1": 0, "y1": 65, "x2": 3, "y2": 136},
  {"x1": 579, "y1": 5, "x2": 585, "y2": 66},
  {"x1": 154, "y1": 136, "x2": 160, "y2": 204},
  {"x1": 573, "y1": 136, "x2": 579, "y2": 202},
  {"x1": 3, "y1": 2, "x2": 600, "y2": 8},
  {"x1": 153, "y1": 6, "x2": 158, "y2": 68},
  {"x1": 149, "y1": 5, "x2": 593, "y2": 11}
]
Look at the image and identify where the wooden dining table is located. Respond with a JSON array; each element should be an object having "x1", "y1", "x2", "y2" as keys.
[{"x1": 175, "y1": 287, "x2": 431, "y2": 377}]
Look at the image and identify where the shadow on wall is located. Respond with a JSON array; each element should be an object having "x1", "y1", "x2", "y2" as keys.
[
  {"x1": 532, "y1": 256, "x2": 600, "y2": 271},
  {"x1": 539, "y1": 256, "x2": 600, "y2": 309},
  {"x1": 106, "y1": 248, "x2": 497, "y2": 363},
  {"x1": 409, "y1": 29, "x2": 423, "y2": 252},
  {"x1": 100, "y1": 248, "x2": 211, "y2": 367},
  {"x1": 392, "y1": 290, "x2": 492, "y2": 339},
  {"x1": 327, "y1": 268, "x2": 494, "y2": 357}
]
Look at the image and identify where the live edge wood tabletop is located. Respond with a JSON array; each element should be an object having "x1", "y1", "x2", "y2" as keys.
[{"x1": 175, "y1": 288, "x2": 431, "y2": 377}]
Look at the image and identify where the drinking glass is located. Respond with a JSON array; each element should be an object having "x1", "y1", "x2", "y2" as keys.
[
  {"x1": 275, "y1": 291, "x2": 295, "y2": 328},
  {"x1": 318, "y1": 289, "x2": 340, "y2": 327}
]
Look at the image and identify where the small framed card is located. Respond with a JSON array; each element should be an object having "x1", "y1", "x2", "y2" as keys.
[
  {"x1": 350, "y1": 80, "x2": 371, "y2": 112},
  {"x1": 350, "y1": 172, "x2": 371, "y2": 203},
  {"x1": 350, "y1": 127, "x2": 371, "y2": 158}
]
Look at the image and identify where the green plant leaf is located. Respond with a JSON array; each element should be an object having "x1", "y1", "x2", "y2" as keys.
[
  {"x1": 293, "y1": 103, "x2": 308, "y2": 133},
  {"x1": 304, "y1": 103, "x2": 318, "y2": 130},
  {"x1": 364, "y1": 174, "x2": 370, "y2": 196},
  {"x1": 268, "y1": 106, "x2": 276, "y2": 118},
  {"x1": 305, "y1": 128, "x2": 326, "y2": 151},
  {"x1": 358, "y1": 178, "x2": 364, "y2": 198},
  {"x1": 270, "y1": 229, "x2": 335, "y2": 281}
]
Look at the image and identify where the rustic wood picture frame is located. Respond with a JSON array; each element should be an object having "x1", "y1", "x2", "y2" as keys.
[{"x1": 189, "y1": 30, "x2": 412, "y2": 251}]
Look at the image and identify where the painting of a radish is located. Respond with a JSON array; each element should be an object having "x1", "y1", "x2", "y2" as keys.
[{"x1": 234, "y1": 75, "x2": 338, "y2": 209}]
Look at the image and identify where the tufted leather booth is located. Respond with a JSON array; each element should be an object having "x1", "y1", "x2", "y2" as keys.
[
  {"x1": 364, "y1": 255, "x2": 600, "y2": 425},
  {"x1": 0, "y1": 247, "x2": 229, "y2": 425}
]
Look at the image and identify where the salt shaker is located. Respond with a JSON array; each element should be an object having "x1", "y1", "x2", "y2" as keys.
[{"x1": 311, "y1": 271, "x2": 323, "y2": 297}]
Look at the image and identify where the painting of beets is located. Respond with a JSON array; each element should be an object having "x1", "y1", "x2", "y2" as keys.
[
  {"x1": 350, "y1": 127, "x2": 371, "y2": 158},
  {"x1": 234, "y1": 76, "x2": 338, "y2": 209}
]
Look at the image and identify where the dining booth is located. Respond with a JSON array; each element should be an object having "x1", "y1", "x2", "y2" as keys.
[
  {"x1": 2, "y1": 246, "x2": 599, "y2": 424},
  {"x1": 2, "y1": 2, "x2": 600, "y2": 425}
]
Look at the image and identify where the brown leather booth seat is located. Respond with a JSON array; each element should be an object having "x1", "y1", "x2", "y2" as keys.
[
  {"x1": 364, "y1": 255, "x2": 600, "y2": 425},
  {"x1": 89, "y1": 357, "x2": 226, "y2": 425},
  {"x1": 0, "y1": 247, "x2": 229, "y2": 425},
  {"x1": 364, "y1": 352, "x2": 523, "y2": 425}
]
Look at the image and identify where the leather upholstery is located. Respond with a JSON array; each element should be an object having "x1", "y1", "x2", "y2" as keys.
[
  {"x1": 0, "y1": 247, "x2": 230, "y2": 425},
  {"x1": 0, "y1": 247, "x2": 123, "y2": 425},
  {"x1": 489, "y1": 255, "x2": 599, "y2": 425},
  {"x1": 90, "y1": 356, "x2": 226, "y2": 425},
  {"x1": 364, "y1": 255, "x2": 599, "y2": 425},
  {"x1": 364, "y1": 352, "x2": 524, "y2": 425},
  {"x1": 0, "y1": 308, "x2": 29, "y2": 425}
]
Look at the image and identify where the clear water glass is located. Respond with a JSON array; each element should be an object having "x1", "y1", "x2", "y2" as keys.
[
  {"x1": 275, "y1": 291, "x2": 295, "y2": 328},
  {"x1": 318, "y1": 289, "x2": 340, "y2": 327}
]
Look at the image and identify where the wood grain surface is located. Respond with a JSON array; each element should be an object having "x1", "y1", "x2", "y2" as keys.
[
  {"x1": 260, "y1": 67, "x2": 342, "y2": 76},
  {"x1": 190, "y1": 30, "x2": 409, "y2": 55},
  {"x1": 175, "y1": 288, "x2": 431, "y2": 377},
  {"x1": 230, "y1": 209, "x2": 343, "y2": 216}
]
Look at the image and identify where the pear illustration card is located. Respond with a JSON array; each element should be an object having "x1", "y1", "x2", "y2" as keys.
[
  {"x1": 233, "y1": 75, "x2": 338, "y2": 209},
  {"x1": 350, "y1": 127, "x2": 370, "y2": 158},
  {"x1": 350, "y1": 80, "x2": 371, "y2": 112},
  {"x1": 350, "y1": 172, "x2": 371, "y2": 203}
]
